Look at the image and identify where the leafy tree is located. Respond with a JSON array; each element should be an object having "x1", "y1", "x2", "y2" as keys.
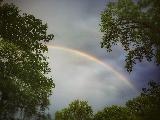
[
  {"x1": 55, "y1": 100, "x2": 93, "y2": 120},
  {"x1": 126, "y1": 81, "x2": 160, "y2": 120},
  {"x1": 93, "y1": 105, "x2": 134, "y2": 120},
  {"x1": 100, "y1": 0, "x2": 160, "y2": 72},
  {"x1": 0, "y1": 1, "x2": 54, "y2": 119}
]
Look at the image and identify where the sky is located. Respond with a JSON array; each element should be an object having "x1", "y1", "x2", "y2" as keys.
[{"x1": 8, "y1": 0, "x2": 160, "y2": 115}]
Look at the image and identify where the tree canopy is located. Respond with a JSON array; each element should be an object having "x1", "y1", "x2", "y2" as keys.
[
  {"x1": 94, "y1": 105, "x2": 134, "y2": 120},
  {"x1": 0, "y1": 1, "x2": 54, "y2": 119},
  {"x1": 100, "y1": 0, "x2": 160, "y2": 72},
  {"x1": 126, "y1": 81, "x2": 160, "y2": 120},
  {"x1": 55, "y1": 100, "x2": 93, "y2": 120},
  {"x1": 94, "y1": 105, "x2": 133, "y2": 120}
]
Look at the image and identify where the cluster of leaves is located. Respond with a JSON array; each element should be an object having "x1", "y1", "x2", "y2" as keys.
[
  {"x1": 55, "y1": 81, "x2": 160, "y2": 120},
  {"x1": 55, "y1": 100, "x2": 93, "y2": 120},
  {"x1": 100, "y1": 0, "x2": 160, "y2": 72},
  {"x1": 93, "y1": 106, "x2": 134, "y2": 120},
  {"x1": 0, "y1": 1, "x2": 54, "y2": 119},
  {"x1": 126, "y1": 81, "x2": 160, "y2": 120}
]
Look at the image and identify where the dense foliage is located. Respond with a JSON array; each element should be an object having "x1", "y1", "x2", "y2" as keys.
[
  {"x1": 55, "y1": 100, "x2": 93, "y2": 120},
  {"x1": 0, "y1": 1, "x2": 54, "y2": 119},
  {"x1": 100, "y1": 0, "x2": 160, "y2": 72},
  {"x1": 94, "y1": 106, "x2": 134, "y2": 120},
  {"x1": 126, "y1": 81, "x2": 160, "y2": 120}
]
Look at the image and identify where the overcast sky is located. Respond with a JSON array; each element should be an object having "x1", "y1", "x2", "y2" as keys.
[{"x1": 8, "y1": 0, "x2": 160, "y2": 115}]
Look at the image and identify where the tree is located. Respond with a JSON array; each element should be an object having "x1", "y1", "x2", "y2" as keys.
[
  {"x1": 100, "y1": 0, "x2": 160, "y2": 72},
  {"x1": 55, "y1": 100, "x2": 93, "y2": 120},
  {"x1": 0, "y1": 1, "x2": 54, "y2": 119},
  {"x1": 93, "y1": 105, "x2": 134, "y2": 120},
  {"x1": 126, "y1": 81, "x2": 160, "y2": 120}
]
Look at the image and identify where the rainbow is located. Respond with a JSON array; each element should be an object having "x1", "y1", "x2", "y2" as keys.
[{"x1": 47, "y1": 45, "x2": 134, "y2": 89}]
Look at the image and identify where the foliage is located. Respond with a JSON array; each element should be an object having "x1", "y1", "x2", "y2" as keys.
[
  {"x1": 0, "y1": 1, "x2": 54, "y2": 119},
  {"x1": 93, "y1": 105, "x2": 134, "y2": 120},
  {"x1": 55, "y1": 100, "x2": 93, "y2": 120},
  {"x1": 126, "y1": 81, "x2": 160, "y2": 120},
  {"x1": 100, "y1": 0, "x2": 160, "y2": 72}
]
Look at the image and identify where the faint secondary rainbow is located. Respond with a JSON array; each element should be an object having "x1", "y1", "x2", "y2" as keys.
[{"x1": 47, "y1": 45, "x2": 134, "y2": 89}]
